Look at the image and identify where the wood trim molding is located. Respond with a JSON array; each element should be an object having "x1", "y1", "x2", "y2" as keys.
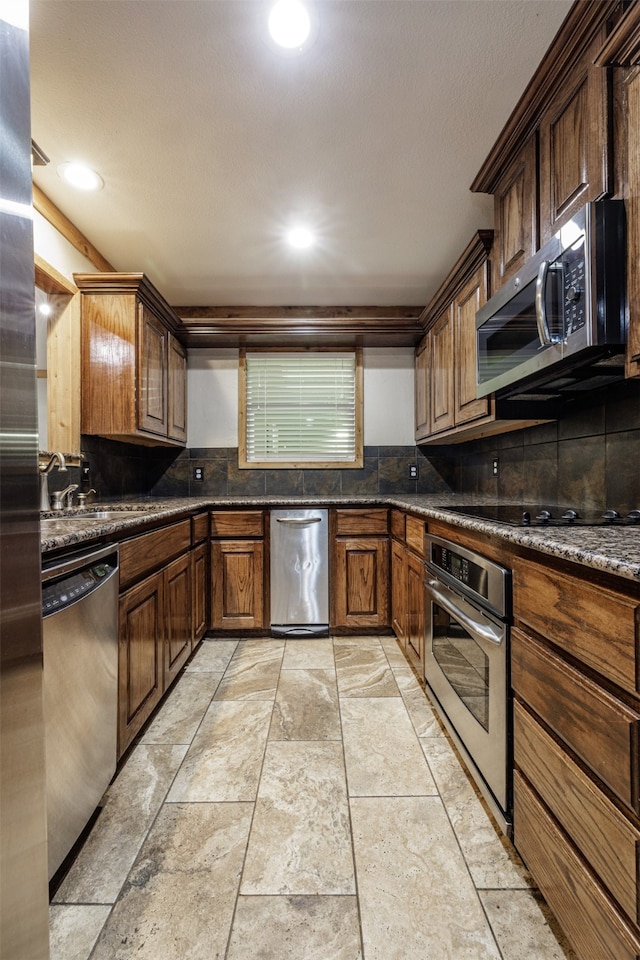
[
  {"x1": 32, "y1": 185, "x2": 115, "y2": 272},
  {"x1": 74, "y1": 272, "x2": 183, "y2": 337},
  {"x1": 419, "y1": 230, "x2": 493, "y2": 330},
  {"x1": 34, "y1": 253, "x2": 77, "y2": 295},
  {"x1": 594, "y1": 2, "x2": 640, "y2": 66},
  {"x1": 471, "y1": 0, "x2": 621, "y2": 194}
]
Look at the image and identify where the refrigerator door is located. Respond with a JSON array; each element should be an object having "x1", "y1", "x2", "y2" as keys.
[{"x1": 270, "y1": 509, "x2": 329, "y2": 636}]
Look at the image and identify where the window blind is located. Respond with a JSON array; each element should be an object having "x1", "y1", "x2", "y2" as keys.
[{"x1": 244, "y1": 352, "x2": 358, "y2": 463}]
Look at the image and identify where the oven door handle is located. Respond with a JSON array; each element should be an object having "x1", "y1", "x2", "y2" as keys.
[{"x1": 426, "y1": 579, "x2": 504, "y2": 646}]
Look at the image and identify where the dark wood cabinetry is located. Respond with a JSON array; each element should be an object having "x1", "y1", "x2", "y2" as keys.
[
  {"x1": 491, "y1": 136, "x2": 538, "y2": 290},
  {"x1": 511, "y1": 554, "x2": 640, "y2": 959},
  {"x1": 210, "y1": 511, "x2": 266, "y2": 632},
  {"x1": 75, "y1": 272, "x2": 187, "y2": 447},
  {"x1": 331, "y1": 508, "x2": 389, "y2": 632},
  {"x1": 390, "y1": 510, "x2": 426, "y2": 674},
  {"x1": 163, "y1": 552, "x2": 193, "y2": 690}
]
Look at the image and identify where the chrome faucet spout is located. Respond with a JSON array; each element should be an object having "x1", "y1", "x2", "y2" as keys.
[{"x1": 39, "y1": 452, "x2": 68, "y2": 511}]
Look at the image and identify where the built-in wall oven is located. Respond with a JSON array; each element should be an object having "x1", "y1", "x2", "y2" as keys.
[{"x1": 424, "y1": 533, "x2": 512, "y2": 835}]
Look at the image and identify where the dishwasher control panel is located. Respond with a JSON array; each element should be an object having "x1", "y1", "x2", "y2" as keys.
[{"x1": 42, "y1": 560, "x2": 116, "y2": 615}]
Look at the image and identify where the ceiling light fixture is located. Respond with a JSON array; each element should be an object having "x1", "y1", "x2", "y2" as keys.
[
  {"x1": 57, "y1": 161, "x2": 104, "y2": 191},
  {"x1": 268, "y1": 0, "x2": 311, "y2": 49},
  {"x1": 287, "y1": 227, "x2": 314, "y2": 249}
]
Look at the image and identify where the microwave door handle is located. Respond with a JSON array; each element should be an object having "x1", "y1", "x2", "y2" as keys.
[
  {"x1": 535, "y1": 259, "x2": 553, "y2": 346},
  {"x1": 426, "y1": 579, "x2": 503, "y2": 646}
]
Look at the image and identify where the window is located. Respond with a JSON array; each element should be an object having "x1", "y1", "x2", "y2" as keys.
[{"x1": 239, "y1": 348, "x2": 363, "y2": 468}]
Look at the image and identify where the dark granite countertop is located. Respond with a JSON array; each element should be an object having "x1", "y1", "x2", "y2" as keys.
[{"x1": 40, "y1": 494, "x2": 640, "y2": 584}]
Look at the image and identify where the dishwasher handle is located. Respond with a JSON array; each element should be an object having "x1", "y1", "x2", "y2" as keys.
[
  {"x1": 275, "y1": 517, "x2": 322, "y2": 525},
  {"x1": 42, "y1": 541, "x2": 119, "y2": 582}
]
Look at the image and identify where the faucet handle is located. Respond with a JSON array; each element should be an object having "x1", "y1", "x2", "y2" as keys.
[{"x1": 76, "y1": 489, "x2": 96, "y2": 508}]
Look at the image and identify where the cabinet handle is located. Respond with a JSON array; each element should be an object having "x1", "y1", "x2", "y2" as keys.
[{"x1": 276, "y1": 517, "x2": 322, "y2": 525}]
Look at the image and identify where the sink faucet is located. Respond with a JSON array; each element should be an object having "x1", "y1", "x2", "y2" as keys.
[
  {"x1": 50, "y1": 484, "x2": 79, "y2": 511},
  {"x1": 39, "y1": 452, "x2": 67, "y2": 511}
]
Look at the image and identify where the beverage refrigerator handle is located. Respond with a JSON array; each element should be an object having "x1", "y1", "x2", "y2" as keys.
[
  {"x1": 535, "y1": 259, "x2": 553, "y2": 346},
  {"x1": 276, "y1": 517, "x2": 322, "y2": 525}
]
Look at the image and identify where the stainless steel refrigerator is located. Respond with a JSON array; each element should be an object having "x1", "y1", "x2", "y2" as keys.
[{"x1": 0, "y1": 4, "x2": 50, "y2": 957}]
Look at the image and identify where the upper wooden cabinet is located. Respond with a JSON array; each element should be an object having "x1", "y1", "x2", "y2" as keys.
[
  {"x1": 75, "y1": 272, "x2": 187, "y2": 447},
  {"x1": 491, "y1": 136, "x2": 538, "y2": 291}
]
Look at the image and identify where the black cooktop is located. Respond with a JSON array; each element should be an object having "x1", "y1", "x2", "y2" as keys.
[{"x1": 444, "y1": 505, "x2": 640, "y2": 527}]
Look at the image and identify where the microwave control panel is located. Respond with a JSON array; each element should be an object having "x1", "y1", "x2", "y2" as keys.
[{"x1": 562, "y1": 241, "x2": 586, "y2": 336}]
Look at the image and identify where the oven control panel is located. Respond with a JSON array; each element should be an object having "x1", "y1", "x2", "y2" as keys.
[
  {"x1": 426, "y1": 534, "x2": 510, "y2": 621},
  {"x1": 436, "y1": 546, "x2": 471, "y2": 586}
]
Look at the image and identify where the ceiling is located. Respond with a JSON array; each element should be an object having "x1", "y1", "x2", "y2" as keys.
[{"x1": 29, "y1": 0, "x2": 572, "y2": 310}]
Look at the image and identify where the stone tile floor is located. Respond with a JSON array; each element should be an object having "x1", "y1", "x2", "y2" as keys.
[{"x1": 49, "y1": 636, "x2": 577, "y2": 960}]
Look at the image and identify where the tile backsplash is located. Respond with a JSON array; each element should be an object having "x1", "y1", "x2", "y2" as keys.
[{"x1": 73, "y1": 378, "x2": 639, "y2": 510}]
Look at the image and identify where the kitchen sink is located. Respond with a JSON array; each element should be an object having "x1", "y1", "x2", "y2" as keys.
[{"x1": 72, "y1": 510, "x2": 150, "y2": 520}]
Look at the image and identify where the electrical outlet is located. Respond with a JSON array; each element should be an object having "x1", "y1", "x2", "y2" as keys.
[
  {"x1": 492, "y1": 458, "x2": 499, "y2": 477},
  {"x1": 81, "y1": 463, "x2": 91, "y2": 483},
  {"x1": 193, "y1": 466, "x2": 204, "y2": 482},
  {"x1": 409, "y1": 464, "x2": 418, "y2": 479}
]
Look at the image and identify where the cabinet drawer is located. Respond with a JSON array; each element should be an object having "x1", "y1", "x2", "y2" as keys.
[
  {"x1": 210, "y1": 510, "x2": 264, "y2": 538},
  {"x1": 512, "y1": 628, "x2": 640, "y2": 814},
  {"x1": 514, "y1": 771, "x2": 640, "y2": 960},
  {"x1": 390, "y1": 509, "x2": 405, "y2": 542},
  {"x1": 514, "y1": 700, "x2": 640, "y2": 923},
  {"x1": 191, "y1": 512, "x2": 209, "y2": 544},
  {"x1": 119, "y1": 519, "x2": 191, "y2": 590},
  {"x1": 334, "y1": 508, "x2": 388, "y2": 536},
  {"x1": 405, "y1": 515, "x2": 426, "y2": 557},
  {"x1": 513, "y1": 557, "x2": 640, "y2": 696}
]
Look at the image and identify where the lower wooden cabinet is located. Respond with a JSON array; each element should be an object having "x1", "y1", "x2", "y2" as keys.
[
  {"x1": 331, "y1": 536, "x2": 389, "y2": 630},
  {"x1": 391, "y1": 538, "x2": 407, "y2": 648},
  {"x1": 211, "y1": 539, "x2": 265, "y2": 631},
  {"x1": 164, "y1": 552, "x2": 192, "y2": 690},
  {"x1": 118, "y1": 570, "x2": 164, "y2": 757},
  {"x1": 192, "y1": 541, "x2": 209, "y2": 646},
  {"x1": 405, "y1": 550, "x2": 424, "y2": 674}
]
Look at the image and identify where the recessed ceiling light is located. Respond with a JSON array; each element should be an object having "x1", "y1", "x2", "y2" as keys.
[
  {"x1": 268, "y1": 0, "x2": 311, "y2": 49},
  {"x1": 57, "y1": 161, "x2": 104, "y2": 191},
  {"x1": 37, "y1": 302, "x2": 53, "y2": 317},
  {"x1": 287, "y1": 227, "x2": 314, "y2": 249}
]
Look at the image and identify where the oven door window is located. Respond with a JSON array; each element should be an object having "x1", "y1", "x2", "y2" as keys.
[{"x1": 432, "y1": 603, "x2": 489, "y2": 731}]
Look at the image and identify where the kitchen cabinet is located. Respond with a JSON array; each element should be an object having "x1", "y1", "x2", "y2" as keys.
[
  {"x1": 490, "y1": 136, "x2": 538, "y2": 292},
  {"x1": 191, "y1": 512, "x2": 210, "y2": 648},
  {"x1": 331, "y1": 508, "x2": 389, "y2": 632},
  {"x1": 210, "y1": 511, "x2": 266, "y2": 632},
  {"x1": 75, "y1": 272, "x2": 187, "y2": 447},
  {"x1": 117, "y1": 517, "x2": 192, "y2": 755},
  {"x1": 511, "y1": 554, "x2": 640, "y2": 960},
  {"x1": 391, "y1": 538, "x2": 407, "y2": 648},
  {"x1": 391, "y1": 510, "x2": 426, "y2": 671}
]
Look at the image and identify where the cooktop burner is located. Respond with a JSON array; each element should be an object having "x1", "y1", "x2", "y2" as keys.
[{"x1": 444, "y1": 505, "x2": 640, "y2": 527}]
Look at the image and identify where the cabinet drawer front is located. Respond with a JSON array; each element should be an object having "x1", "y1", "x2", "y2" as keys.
[
  {"x1": 334, "y1": 508, "x2": 388, "y2": 536},
  {"x1": 119, "y1": 519, "x2": 191, "y2": 590},
  {"x1": 210, "y1": 510, "x2": 264, "y2": 538},
  {"x1": 514, "y1": 772, "x2": 640, "y2": 960},
  {"x1": 512, "y1": 628, "x2": 640, "y2": 814},
  {"x1": 405, "y1": 515, "x2": 426, "y2": 557},
  {"x1": 514, "y1": 700, "x2": 640, "y2": 923},
  {"x1": 514, "y1": 557, "x2": 639, "y2": 696},
  {"x1": 191, "y1": 512, "x2": 209, "y2": 544},
  {"x1": 390, "y1": 509, "x2": 406, "y2": 542}
]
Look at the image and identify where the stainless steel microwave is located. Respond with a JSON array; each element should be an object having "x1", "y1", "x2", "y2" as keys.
[{"x1": 476, "y1": 201, "x2": 626, "y2": 400}]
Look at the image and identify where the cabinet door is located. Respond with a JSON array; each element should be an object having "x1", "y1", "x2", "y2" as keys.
[
  {"x1": 192, "y1": 542, "x2": 209, "y2": 647},
  {"x1": 332, "y1": 537, "x2": 389, "y2": 630},
  {"x1": 391, "y1": 539, "x2": 407, "y2": 648},
  {"x1": 414, "y1": 336, "x2": 430, "y2": 441},
  {"x1": 211, "y1": 539, "x2": 265, "y2": 630},
  {"x1": 406, "y1": 551, "x2": 424, "y2": 674},
  {"x1": 168, "y1": 333, "x2": 187, "y2": 443},
  {"x1": 492, "y1": 136, "x2": 538, "y2": 290},
  {"x1": 539, "y1": 33, "x2": 610, "y2": 244},
  {"x1": 137, "y1": 304, "x2": 168, "y2": 436},
  {"x1": 454, "y1": 264, "x2": 492, "y2": 426},
  {"x1": 118, "y1": 571, "x2": 164, "y2": 757},
  {"x1": 430, "y1": 305, "x2": 455, "y2": 434},
  {"x1": 164, "y1": 552, "x2": 192, "y2": 689}
]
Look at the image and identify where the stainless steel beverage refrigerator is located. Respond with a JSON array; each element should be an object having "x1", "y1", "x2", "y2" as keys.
[{"x1": 0, "y1": 3, "x2": 50, "y2": 957}]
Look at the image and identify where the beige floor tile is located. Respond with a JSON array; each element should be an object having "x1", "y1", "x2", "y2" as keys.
[
  {"x1": 334, "y1": 637, "x2": 400, "y2": 697},
  {"x1": 49, "y1": 905, "x2": 111, "y2": 960},
  {"x1": 282, "y1": 638, "x2": 336, "y2": 669},
  {"x1": 421, "y1": 738, "x2": 530, "y2": 888},
  {"x1": 91, "y1": 803, "x2": 253, "y2": 960},
  {"x1": 351, "y1": 796, "x2": 502, "y2": 960},
  {"x1": 167, "y1": 699, "x2": 273, "y2": 802},
  {"x1": 241, "y1": 740, "x2": 355, "y2": 895},
  {"x1": 402, "y1": 687, "x2": 446, "y2": 738},
  {"x1": 53, "y1": 744, "x2": 187, "y2": 905},
  {"x1": 185, "y1": 637, "x2": 238, "y2": 672},
  {"x1": 341, "y1": 697, "x2": 436, "y2": 796},
  {"x1": 479, "y1": 889, "x2": 578, "y2": 959},
  {"x1": 214, "y1": 638, "x2": 284, "y2": 700},
  {"x1": 140, "y1": 672, "x2": 221, "y2": 744},
  {"x1": 226, "y1": 895, "x2": 362, "y2": 959},
  {"x1": 269, "y1": 668, "x2": 341, "y2": 740}
]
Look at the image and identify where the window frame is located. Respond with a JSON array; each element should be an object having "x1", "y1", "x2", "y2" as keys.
[{"x1": 238, "y1": 346, "x2": 363, "y2": 469}]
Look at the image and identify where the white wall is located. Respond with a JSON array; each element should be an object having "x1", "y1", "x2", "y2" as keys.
[
  {"x1": 187, "y1": 346, "x2": 416, "y2": 448},
  {"x1": 33, "y1": 210, "x2": 96, "y2": 279}
]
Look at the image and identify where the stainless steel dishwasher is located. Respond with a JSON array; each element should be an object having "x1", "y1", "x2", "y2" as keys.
[
  {"x1": 270, "y1": 509, "x2": 329, "y2": 637},
  {"x1": 41, "y1": 543, "x2": 119, "y2": 879}
]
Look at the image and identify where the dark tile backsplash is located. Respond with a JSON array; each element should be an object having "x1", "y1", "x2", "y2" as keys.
[{"x1": 76, "y1": 378, "x2": 640, "y2": 511}]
